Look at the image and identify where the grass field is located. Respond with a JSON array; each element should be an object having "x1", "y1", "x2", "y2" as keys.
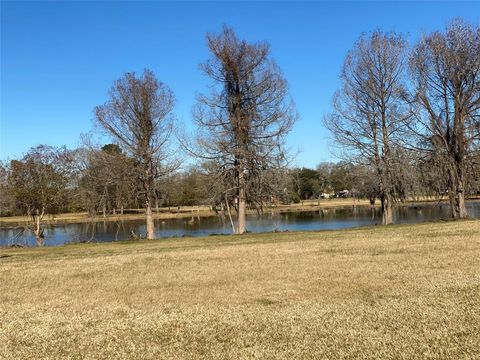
[{"x1": 1, "y1": 221, "x2": 479, "y2": 359}]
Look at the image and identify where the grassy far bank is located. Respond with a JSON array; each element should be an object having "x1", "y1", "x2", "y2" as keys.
[
  {"x1": 0, "y1": 198, "x2": 370, "y2": 225},
  {"x1": 1, "y1": 221, "x2": 479, "y2": 359},
  {"x1": 1, "y1": 197, "x2": 473, "y2": 226}
]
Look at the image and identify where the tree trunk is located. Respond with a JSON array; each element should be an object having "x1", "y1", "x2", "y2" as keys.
[
  {"x1": 455, "y1": 190, "x2": 467, "y2": 219},
  {"x1": 146, "y1": 200, "x2": 155, "y2": 239},
  {"x1": 225, "y1": 196, "x2": 235, "y2": 234},
  {"x1": 448, "y1": 165, "x2": 468, "y2": 219},
  {"x1": 143, "y1": 163, "x2": 156, "y2": 239},
  {"x1": 450, "y1": 106, "x2": 468, "y2": 219},
  {"x1": 33, "y1": 208, "x2": 45, "y2": 247},
  {"x1": 381, "y1": 194, "x2": 393, "y2": 225},
  {"x1": 377, "y1": 170, "x2": 393, "y2": 226},
  {"x1": 237, "y1": 170, "x2": 246, "y2": 234},
  {"x1": 379, "y1": 104, "x2": 395, "y2": 226}
]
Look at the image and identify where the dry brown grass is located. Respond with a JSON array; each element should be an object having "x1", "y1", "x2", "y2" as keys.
[{"x1": 1, "y1": 221, "x2": 479, "y2": 359}]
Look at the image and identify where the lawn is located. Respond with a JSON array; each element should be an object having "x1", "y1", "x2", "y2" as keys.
[{"x1": 1, "y1": 221, "x2": 479, "y2": 359}]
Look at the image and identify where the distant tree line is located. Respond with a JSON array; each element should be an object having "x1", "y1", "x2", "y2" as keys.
[{"x1": 0, "y1": 20, "x2": 479, "y2": 244}]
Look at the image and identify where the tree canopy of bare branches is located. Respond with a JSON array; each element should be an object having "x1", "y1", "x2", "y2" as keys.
[
  {"x1": 94, "y1": 69, "x2": 177, "y2": 239},
  {"x1": 409, "y1": 19, "x2": 480, "y2": 219},
  {"x1": 7, "y1": 145, "x2": 74, "y2": 245},
  {"x1": 189, "y1": 26, "x2": 296, "y2": 234},
  {"x1": 324, "y1": 31, "x2": 410, "y2": 224},
  {"x1": 77, "y1": 144, "x2": 136, "y2": 219}
]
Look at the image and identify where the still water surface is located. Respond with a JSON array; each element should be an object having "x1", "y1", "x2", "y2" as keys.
[{"x1": 1, "y1": 202, "x2": 479, "y2": 247}]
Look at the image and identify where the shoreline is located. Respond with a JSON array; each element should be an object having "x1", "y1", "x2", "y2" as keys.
[{"x1": 1, "y1": 197, "x2": 478, "y2": 228}]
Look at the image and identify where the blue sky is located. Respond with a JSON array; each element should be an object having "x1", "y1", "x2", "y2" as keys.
[{"x1": 1, "y1": 1, "x2": 479, "y2": 168}]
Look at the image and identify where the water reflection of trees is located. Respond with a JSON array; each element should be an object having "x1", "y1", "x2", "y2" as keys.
[{"x1": 2, "y1": 202, "x2": 479, "y2": 247}]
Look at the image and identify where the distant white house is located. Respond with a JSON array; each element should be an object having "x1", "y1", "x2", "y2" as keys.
[
  {"x1": 320, "y1": 192, "x2": 335, "y2": 199},
  {"x1": 335, "y1": 190, "x2": 350, "y2": 198}
]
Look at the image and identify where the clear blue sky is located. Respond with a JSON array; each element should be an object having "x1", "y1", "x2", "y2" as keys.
[{"x1": 1, "y1": 1, "x2": 479, "y2": 168}]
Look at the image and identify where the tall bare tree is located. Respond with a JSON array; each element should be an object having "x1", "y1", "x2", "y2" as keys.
[
  {"x1": 94, "y1": 69, "x2": 176, "y2": 239},
  {"x1": 0, "y1": 162, "x2": 12, "y2": 216},
  {"x1": 188, "y1": 26, "x2": 296, "y2": 234},
  {"x1": 409, "y1": 19, "x2": 480, "y2": 219},
  {"x1": 324, "y1": 31, "x2": 410, "y2": 224}
]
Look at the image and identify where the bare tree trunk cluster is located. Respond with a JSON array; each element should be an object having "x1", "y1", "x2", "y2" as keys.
[
  {"x1": 32, "y1": 208, "x2": 45, "y2": 247},
  {"x1": 237, "y1": 168, "x2": 246, "y2": 234}
]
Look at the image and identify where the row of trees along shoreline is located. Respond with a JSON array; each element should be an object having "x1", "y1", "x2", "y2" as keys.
[{"x1": 1, "y1": 21, "x2": 479, "y2": 245}]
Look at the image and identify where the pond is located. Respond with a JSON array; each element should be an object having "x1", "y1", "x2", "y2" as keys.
[{"x1": 1, "y1": 201, "x2": 479, "y2": 247}]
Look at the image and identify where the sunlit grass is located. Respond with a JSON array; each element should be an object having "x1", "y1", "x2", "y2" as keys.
[{"x1": 1, "y1": 220, "x2": 479, "y2": 359}]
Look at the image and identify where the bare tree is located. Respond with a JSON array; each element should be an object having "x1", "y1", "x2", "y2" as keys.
[
  {"x1": 187, "y1": 26, "x2": 296, "y2": 234},
  {"x1": 0, "y1": 161, "x2": 13, "y2": 216},
  {"x1": 76, "y1": 144, "x2": 136, "y2": 220},
  {"x1": 324, "y1": 31, "x2": 410, "y2": 224},
  {"x1": 94, "y1": 69, "x2": 176, "y2": 239},
  {"x1": 7, "y1": 145, "x2": 73, "y2": 246},
  {"x1": 409, "y1": 19, "x2": 480, "y2": 219}
]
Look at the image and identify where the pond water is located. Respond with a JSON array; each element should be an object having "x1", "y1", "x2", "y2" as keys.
[{"x1": 1, "y1": 201, "x2": 479, "y2": 247}]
